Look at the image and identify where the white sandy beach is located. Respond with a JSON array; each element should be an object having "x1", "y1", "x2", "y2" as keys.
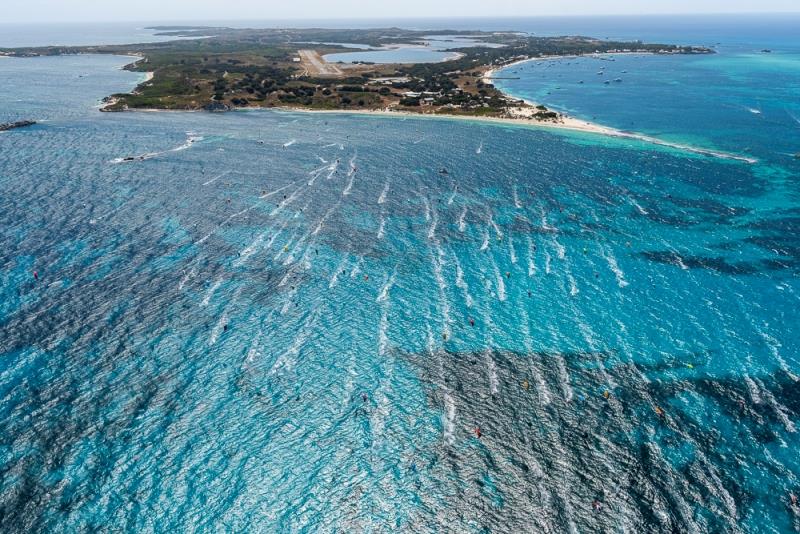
[
  {"x1": 478, "y1": 54, "x2": 756, "y2": 163},
  {"x1": 273, "y1": 106, "x2": 756, "y2": 164},
  {"x1": 108, "y1": 51, "x2": 755, "y2": 164}
]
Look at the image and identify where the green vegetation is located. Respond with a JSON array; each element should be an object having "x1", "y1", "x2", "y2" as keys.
[{"x1": 0, "y1": 26, "x2": 711, "y2": 118}]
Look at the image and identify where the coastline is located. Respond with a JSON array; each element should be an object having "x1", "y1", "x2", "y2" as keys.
[
  {"x1": 264, "y1": 106, "x2": 756, "y2": 164},
  {"x1": 107, "y1": 103, "x2": 756, "y2": 164},
  {"x1": 478, "y1": 53, "x2": 757, "y2": 163},
  {"x1": 481, "y1": 51, "x2": 658, "y2": 84},
  {"x1": 102, "y1": 49, "x2": 755, "y2": 165}
]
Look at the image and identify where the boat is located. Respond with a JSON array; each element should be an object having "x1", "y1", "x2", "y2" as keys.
[{"x1": 613, "y1": 78, "x2": 623, "y2": 83}]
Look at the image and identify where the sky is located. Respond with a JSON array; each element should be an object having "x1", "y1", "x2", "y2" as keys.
[{"x1": 3, "y1": 0, "x2": 799, "y2": 23}]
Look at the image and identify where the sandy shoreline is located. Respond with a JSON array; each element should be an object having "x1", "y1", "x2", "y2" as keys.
[
  {"x1": 265, "y1": 106, "x2": 756, "y2": 164},
  {"x1": 478, "y1": 54, "x2": 756, "y2": 163},
  {"x1": 105, "y1": 51, "x2": 755, "y2": 164},
  {"x1": 117, "y1": 104, "x2": 756, "y2": 164}
]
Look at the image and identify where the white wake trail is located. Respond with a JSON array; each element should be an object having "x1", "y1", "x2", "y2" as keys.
[
  {"x1": 378, "y1": 180, "x2": 390, "y2": 204},
  {"x1": 458, "y1": 207, "x2": 467, "y2": 232},
  {"x1": 527, "y1": 236, "x2": 536, "y2": 276},
  {"x1": 202, "y1": 170, "x2": 230, "y2": 186},
  {"x1": 377, "y1": 216, "x2": 387, "y2": 239}
]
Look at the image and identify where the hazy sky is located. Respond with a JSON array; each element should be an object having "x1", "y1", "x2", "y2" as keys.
[{"x1": 4, "y1": 0, "x2": 799, "y2": 23}]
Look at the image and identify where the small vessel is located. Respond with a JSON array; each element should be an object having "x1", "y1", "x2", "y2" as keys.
[
  {"x1": 762, "y1": 49, "x2": 772, "y2": 53},
  {"x1": 613, "y1": 78, "x2": 623, "y2": 83},
  {"x1": 438, "y1": 168, "x2": 449, "y2": 175},
  {"x1": 603, "y1": 80, "x2": 610, "y2": 84}
]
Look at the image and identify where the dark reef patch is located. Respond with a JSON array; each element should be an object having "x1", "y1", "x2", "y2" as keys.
[{"x1": 400, "y1": 347, "x2": 799, "y2": 533}]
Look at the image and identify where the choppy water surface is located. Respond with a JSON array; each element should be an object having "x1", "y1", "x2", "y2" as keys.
[{"x1": 1, "y1": 30, "x2": 800, "y2": 534}]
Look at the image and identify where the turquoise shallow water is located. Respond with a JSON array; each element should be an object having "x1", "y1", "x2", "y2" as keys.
[
  {"x1": 1, "y1": 17, "x2": 800, "y2": 533},
  {"x1": 494, "y1": 49, "x2": 800, "y2": 166}
]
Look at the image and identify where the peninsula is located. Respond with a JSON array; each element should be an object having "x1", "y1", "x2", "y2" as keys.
[
  {"x1": 2, "y1": 27, "x2": 748, "y2": 162},
  {"x1": 0, "y1": 26, "x2": 709, "y2": 121}
]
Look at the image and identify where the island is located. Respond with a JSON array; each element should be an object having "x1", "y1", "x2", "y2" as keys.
[
  {"x1": 2, "y1": 28, "x2": 750, "y2": 162},
  {"x1": 0, "y1": 26, "x2": 710, "y2": 121},
  {"x1": 0, "y1": 120, "x2": 37, "y2": 132}
]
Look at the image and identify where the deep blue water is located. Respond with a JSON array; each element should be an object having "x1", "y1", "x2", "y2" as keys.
[{"x1": 1, "y1": 16, "x2": 800, "y2": 533}]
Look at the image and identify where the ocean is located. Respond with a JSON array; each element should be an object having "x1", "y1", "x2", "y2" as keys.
[{"x1": 1, "y1": 15, "x2": 799, "y2": 533}]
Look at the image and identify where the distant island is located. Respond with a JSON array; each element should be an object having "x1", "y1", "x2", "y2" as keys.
[
  {"x1": 0, "y1": 26, "x2": 710, "y2": 121},
  {"x1": 0, "y1": 120, "x2": 37, "y2": 132}
]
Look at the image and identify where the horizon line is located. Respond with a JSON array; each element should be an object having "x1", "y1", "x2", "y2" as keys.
[{"x1": 3, "y1": 11, "x2": 800, "y2": 25}]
